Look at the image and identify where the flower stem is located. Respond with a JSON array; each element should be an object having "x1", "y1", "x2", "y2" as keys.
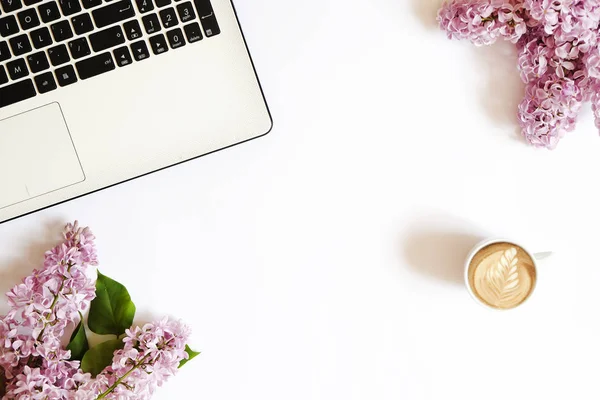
[
  {"x1": 95, "y1": 354, "x2": 150, "y2": 400},
  {"x1": 37, "y1": 263, "x2": 72, "y2": 339}
]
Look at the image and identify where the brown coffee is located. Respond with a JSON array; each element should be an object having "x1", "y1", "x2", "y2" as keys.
[{"x1": 467, "y1": 242, "x2": 537, "y2": 310}]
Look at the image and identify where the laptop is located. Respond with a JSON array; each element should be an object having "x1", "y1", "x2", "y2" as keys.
[{"x1": 0, "y1": 0, "x2": 272, "y2": 224}]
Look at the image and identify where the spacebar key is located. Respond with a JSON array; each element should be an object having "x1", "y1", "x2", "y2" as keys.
[
  {"x1": 0, "y1": 80, "x2": 36, "y2": 108},
  {"x1": 76, "y1": 52, "x2": 116, "y2": 80}
]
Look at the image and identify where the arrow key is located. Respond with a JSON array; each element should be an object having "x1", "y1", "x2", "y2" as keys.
[
  {"x1": 149, "y1": 33, "x2": 168, "y2": 55},
  {"x1": 124, "y1": 20, "x2": 142, "y2": 40},
  {"x1": 130, "y1": 40, "x2": 149, "y2": 61},
  {"x1": 114, "y1": 46, "x2": 132, "y2": 67}
]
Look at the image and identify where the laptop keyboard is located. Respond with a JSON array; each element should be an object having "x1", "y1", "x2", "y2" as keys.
[{"x1": 0, "y1": 0, "x2": 220, "y2": 108}]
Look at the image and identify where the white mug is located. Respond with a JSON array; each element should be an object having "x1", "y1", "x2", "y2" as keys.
[{"x1": 464, "y1": 238, "x2": 549, "y2": 310}]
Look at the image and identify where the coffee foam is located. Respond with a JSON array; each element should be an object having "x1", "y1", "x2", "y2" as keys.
[{"x1": 468, "y1": 242, "x2": 536, "y2": 309}]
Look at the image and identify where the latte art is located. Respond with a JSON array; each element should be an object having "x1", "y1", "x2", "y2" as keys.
[{"x1": 467, "y1": 242, "x2": 536, "y2": 309}]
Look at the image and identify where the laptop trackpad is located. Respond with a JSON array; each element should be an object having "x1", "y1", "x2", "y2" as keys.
[{"x1": 0, "y1": 103, "x2": 84, "y2": 209}]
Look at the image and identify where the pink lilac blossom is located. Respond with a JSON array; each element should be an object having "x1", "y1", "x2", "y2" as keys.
[
  {"x1": 438, "y1": 0, "x2": 600, "y2": 148},
  {"x1": 1, "y1": 222, "x2": 97, "y2": 399},
  {"x1": 75, "y1": 318, "x2": 190, "y2": 400},
  {"x1": 438, "y1": 0, "x2": 527, "y2": 46},
  {"x1": 1, "y1": 223, "x2": 191, "y2": 400}
]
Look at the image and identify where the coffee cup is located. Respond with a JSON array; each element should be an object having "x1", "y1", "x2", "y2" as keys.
[{"x1": 464, "y1": 238, "x2": 548, "y2": 310}]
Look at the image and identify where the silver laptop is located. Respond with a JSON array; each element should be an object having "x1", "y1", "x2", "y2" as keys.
[{"x1": 0, "y1": 0, "x2": 272, "y2": 224}]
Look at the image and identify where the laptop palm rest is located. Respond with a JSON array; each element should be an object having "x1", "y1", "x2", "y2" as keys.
[{"x1": 0, "y1": 103, "x2": 85, "y2": 210}]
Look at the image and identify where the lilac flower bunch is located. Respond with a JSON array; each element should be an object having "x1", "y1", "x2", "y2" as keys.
[
  {"x1": 438, "y1": 0, "x2": 600, "y2": 148},
  {"x1": 76, "y1": 319, "x2": 190, "y2": 399},
  {"x1": 0, "y1": 221, "x2": 97, "y2": 398},
  {"x1": 0, "y1": 222, "x2": 197, "y2": 399}
]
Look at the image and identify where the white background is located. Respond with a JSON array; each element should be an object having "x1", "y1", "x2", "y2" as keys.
[{"x1": 2, "y1": 0, "x2": 600, "y2": 399}]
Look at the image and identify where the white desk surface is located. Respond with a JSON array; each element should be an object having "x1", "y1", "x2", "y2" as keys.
[{"x1": 2, "y1": 0, "x2": 600, "y2": 398}]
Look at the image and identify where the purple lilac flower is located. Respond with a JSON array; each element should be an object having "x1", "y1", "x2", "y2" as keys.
[
  {"x1": 1, "y1": 224, "x2": 194, "y2": 399},
  {"x1": 6, "y1": 365, "x2": 91, "y2": 400},
  {"x1": 75, "y1": 318, "x2": 191, "y2": 400},
  {"x1": 1, "y1": 222, "x2": 97, "y2": 399},
  {"x1": 439, "y1": 0, "x2": 600, "y2": 148},
  {"x1": 438, "y1": 0, "x2": 527, "y2": 46},
  {"x1": 591, "y1": 89, "x2": 600, "y2": 129}
]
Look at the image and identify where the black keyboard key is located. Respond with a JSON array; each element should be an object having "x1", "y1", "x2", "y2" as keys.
[
  {"x1": 34, "y1": 71, "x2": 57, "y2": 93},
  {"x1": 9, "y1": 34, "x2": 30, "y2": 55},
  {"x1": 176, "y1": 1, "x2": 193, "y2": 22},
  {"x1": 48, "y1": 43, "x2": 69, "y2": 65},
  {"x1": 17, "y1": 8, "x2": 40, "y2": 30},
  {"x1": 55, "y1": 64, "x2": 76, "y2": 86},
  {"x1": 159, "y1": 7, "x2": 176, "y2": 28},
  {"x1": 27, "y1": 50, "x2": 49, "y2": 72},
  {"x1": 75, "y1": 51, "x2": 114, "y2": 79},
  {"x1": 200, "y1": 13, "x2": 218, "y2": 37},
  {"x1": 193, "y1": 0, "x2": 218, "y2": 36},
  {"x1": 72, "y1": 13, "x2": 93, "y2": 34},
  {"x1": 0, "y1": 66, "x2": 8, "y2": 84},
  {"x1": 0, "y1": 40, "x2": 10, "y2": 61},
  {"x1": 30, "y1": 26, "x2": 51, "y2": 48},
  {"x1": 113, "y1": 45, "x2": 131, "y2": 66},
  {"x1": 82, "y1": 0, "x2": 101, "y2": 8},
  {"x1": 1, "y1": 0, "x2": 22, "y2": 14},
  {"x1": 24, "y1": 0, "x2": 43, "y2": 6},
  {"x1": 148, "y1": 33, "x2": 166, "y2": 54},
  {"x1": 123, "y1": 19, "x2": 141, "y2": 40},
  {"x1": 51, "y1": 20, "x2": 73, "y2": 41},
  {"x1": 6, "y1": 58, "x2": 28, "y2": 80},
  {"x1": 130, "y1": 39, "x2": 147, "y2": 60},
  {"x1": 154, "y1": 0, "x2": 168, "y2": 6},
  {"x1": 134, "y1": 0, "x2": 151, "y2": 13},
  {"x1": 58, "y1": 0, "x2": 81, "y2": 16},
  {"x1": 68, "y1": 36, "x2": 90, "y2": 59},
  {"x1": 193, "y1": 0, "x2": 211, "y2": 16},
  {"x1": 0, "y1": 15, "x2": 19, "y2": 37},
  {"x1": 183, "y1": 21, "x2": 200, "y2": 43},
  {"x1": 38, "y1": 2, "x2": 61, "y2": 22},
  {"x1": 89, "y1": 25, "x2": 123, "y2": 51},
  {"x1": 141, "y1": 13, "x2": 158, "y2": 33},
  {"x1": 92, "y1": 0, "x2": 134, "y2": 28},
  {"x1": 166, "y1": 27, "x2": 183, "y2": 49},
  {"x1": 0, "y1": 79, "x2": 35, "y2": 108}
]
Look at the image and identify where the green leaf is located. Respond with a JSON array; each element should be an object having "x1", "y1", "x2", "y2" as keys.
[
  {"x1": 66, "y1": 317, "x2": 89, "y2": 361},
  {"x1": 88, "y1": 271, "x2": 136, "y2": 336},
  {"x1": 179, "y1": 345, "x2": 200, "y2": 368},
  {"x1": 81, "y1": 339, "x2": 124, "y2": 377}
]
